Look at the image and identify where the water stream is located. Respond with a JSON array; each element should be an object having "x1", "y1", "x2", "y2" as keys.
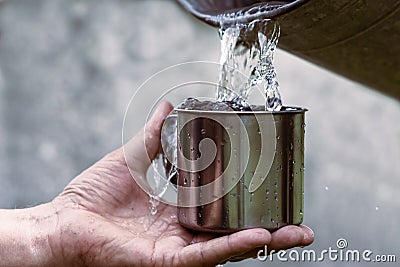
[
  {"x1": 217, "y1": 19, "x2": 282, "y2": 111},
  {"x1": 149, "y1": 17, "x2": 283, "y2": 215}
]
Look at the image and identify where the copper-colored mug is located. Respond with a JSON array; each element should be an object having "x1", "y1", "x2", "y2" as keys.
[{"x1": 167, "y1": 105, "x2": 306, "y2": 233}]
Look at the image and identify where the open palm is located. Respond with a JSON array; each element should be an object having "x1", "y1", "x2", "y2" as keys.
[{"x1": 50, "y1": 102, "x2": 313, "y2": 267}]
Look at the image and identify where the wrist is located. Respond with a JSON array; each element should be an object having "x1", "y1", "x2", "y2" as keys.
[{"x1": 0, "y1": 203, "x2": 59, "y2": 267}]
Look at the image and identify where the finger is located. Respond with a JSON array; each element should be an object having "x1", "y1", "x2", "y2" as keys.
[
  {"x1": 144, "y1": 101, "x2": 175, "y2": 160},
  {"x1": 176, "y1": 228, "x2": 271, "y2": 267},
  {"x1": 299, "y1": 225, "x2": 314, "y2": 246},
  {"x1": 227, "y1": 247, "x2": 263, "y2": 261},
  {"x1": 228, "y1": 225, "x2": 314, "y2": 261},
  {"x1": 268, "y1": 225, "x2": 305, "y2": 252},
  {"x1": 124, "y1": 101, "x2": 174, "y2": 176}
]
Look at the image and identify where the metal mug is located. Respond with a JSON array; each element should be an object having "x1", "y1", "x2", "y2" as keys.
[{"x1": 170, "y1": 106, "x2": 306, "y2": 233}]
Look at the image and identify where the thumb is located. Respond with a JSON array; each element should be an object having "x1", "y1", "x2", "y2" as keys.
[
  {"x1": 123, "y1": 101, "x2": 174, "y2": 179},
  {"x1": 177, "y1": 228, "x2": 271, "y2": 266}
]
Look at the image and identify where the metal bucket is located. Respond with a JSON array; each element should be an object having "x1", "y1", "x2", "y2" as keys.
[
  {"x1": 175, "y1": 106, "x2": 306, "y2": 233},
  {"x1": 176, "y1": 0, "x2": 400, "y2": 100}
]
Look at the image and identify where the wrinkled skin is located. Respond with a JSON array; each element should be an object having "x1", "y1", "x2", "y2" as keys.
[{"x1": 48, "y1": 102, "x2": 313, "y2": 267}]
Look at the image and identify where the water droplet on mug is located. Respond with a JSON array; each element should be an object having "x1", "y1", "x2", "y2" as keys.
[{"x1": 325, "y1": 186, "x2": 329, "y2": 191}]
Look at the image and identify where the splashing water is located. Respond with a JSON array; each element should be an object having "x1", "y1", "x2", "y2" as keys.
[
  {"x1": 217, "y1": 25, "x2": 242, "y2": 103},
  {"x1": 217, "y1": 19, "x2": 282, "y2": 111},
  {"x1": 148, "y1": 18, "x2": 284, "y2": 215},
  {"x1": 149, "y1": 195, "x2": 158, "y2": 216},
  {"x1": 149, "y1": 152, "x2": 177, "y2": 215}
]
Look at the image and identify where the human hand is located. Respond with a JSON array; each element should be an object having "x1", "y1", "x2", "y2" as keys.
[{"x1": 0, "y1": 102, "x2": 313, "y2": 267}]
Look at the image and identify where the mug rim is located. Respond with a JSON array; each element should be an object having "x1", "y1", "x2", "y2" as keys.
[{"x1": 175, "y1": 105, "x2": 308, "y2": 114}]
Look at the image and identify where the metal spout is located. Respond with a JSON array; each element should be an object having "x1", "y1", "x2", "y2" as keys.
[{"x1": 176, "y1": 0, "x2": 400, "y2": 100}]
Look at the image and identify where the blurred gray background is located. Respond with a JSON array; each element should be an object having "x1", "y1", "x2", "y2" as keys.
[{"x1": 0, "y1": 0, "x2": 399, "y2": 266}]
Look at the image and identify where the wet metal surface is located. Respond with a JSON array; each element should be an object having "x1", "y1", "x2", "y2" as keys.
[{"x1": 0, "y1": 1, "x2": 399, "y2": 266}]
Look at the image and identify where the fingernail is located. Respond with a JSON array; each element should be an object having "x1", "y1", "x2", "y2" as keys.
[
  {"x1": 302, "y1": 231, "x2": 308, "y2": 242},
  {"x1": 305, "y1": 225, "x2": 314, "y2": 236},
  {"x1": 302, "y1": 225, "x2": 314, "y2": 244}
]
